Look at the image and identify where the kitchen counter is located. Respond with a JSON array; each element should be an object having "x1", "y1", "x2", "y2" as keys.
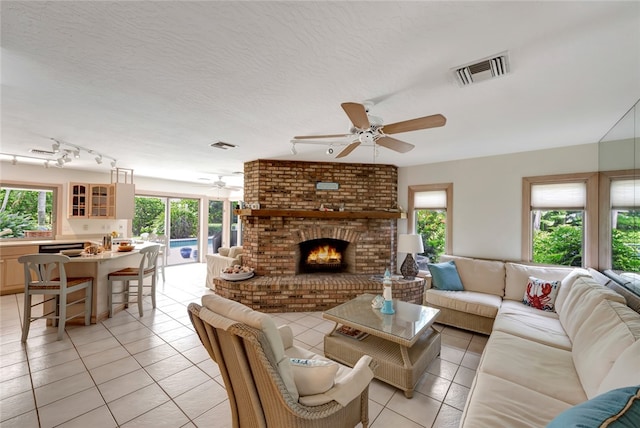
[{"x1": 0, "y1": 238, "x2": 100, "y2": 248}]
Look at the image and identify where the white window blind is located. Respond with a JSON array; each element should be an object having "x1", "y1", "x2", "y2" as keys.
[
  {"x1": 414, "y1": 190, "x2": 447, "y2": 209},
  {"x1": 531, "y1": 182, "x2": 586, "y2": 209},
  {"x1": 611, "y1": 179, "x2": 640, "y2": 208}
]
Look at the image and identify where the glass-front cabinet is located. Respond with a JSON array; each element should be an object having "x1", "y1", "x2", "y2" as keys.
[
  {"x1": 68, "y1": 183, "x2": 134, "y2": 219},
  {"x1": 69, "y1": 183, "x2": 88, "y2": 218}
]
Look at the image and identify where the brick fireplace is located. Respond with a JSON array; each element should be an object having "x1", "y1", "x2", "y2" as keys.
[
  {"x1": 240, "y1": 159, "x2": 400, "y2": 275},
  {"x1": 213, "y1": 159, "x2": 425, "y2": 312}
]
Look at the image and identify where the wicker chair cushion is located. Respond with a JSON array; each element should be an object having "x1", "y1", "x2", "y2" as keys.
[
  {"x1": 290, "y1": 358, "x2": 339, "y2": 395},
  {"x1": 201, "y1": 294, "x2": 299, "y2": 401}
]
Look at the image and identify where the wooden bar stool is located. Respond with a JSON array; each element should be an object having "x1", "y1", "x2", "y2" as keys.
[
  {"x1": 18, "y1": 254, "x2": 93, "y2": 342},
  {"x1": 108, "y1": 244, "x2": 160, "y2": 317}
]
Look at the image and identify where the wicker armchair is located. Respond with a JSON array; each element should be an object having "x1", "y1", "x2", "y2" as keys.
[{"x1": 188, "y1": 294, "x2": 374, "y2": 428}]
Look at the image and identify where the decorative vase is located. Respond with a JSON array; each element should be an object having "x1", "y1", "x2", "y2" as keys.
[
  {"x1": 401, "y1": 253, "x2": 419, "y2": 279},
  {"x1": 180, "y1": 247, "x2": 192, "y2": 259}
]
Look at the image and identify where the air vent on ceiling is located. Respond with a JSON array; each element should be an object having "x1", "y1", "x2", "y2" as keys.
[
  {"x1": 454, "y1": 52, "x2": 509, "y2": 86},
  {"x1": 210, "y1": 141, "x2": 237, "y2": 150},
  {"x1": 29, "y1": 148, "x2": 55, "y2": 156}
]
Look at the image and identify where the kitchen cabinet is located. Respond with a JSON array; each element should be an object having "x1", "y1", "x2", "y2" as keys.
[
  {"x1": 69, "y1": 183, "x2": 89, "y2": 218},
  {"x1": 68, "y1": 182, "x2": 135, "y2": 219},
  {"x1": 0, "y1": 245, "x2": 38, "y2": 295}
]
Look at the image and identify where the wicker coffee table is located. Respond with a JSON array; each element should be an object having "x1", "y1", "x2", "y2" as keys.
[{"x1": 323, "y1": 294, "x2": 441, "y2": 398}]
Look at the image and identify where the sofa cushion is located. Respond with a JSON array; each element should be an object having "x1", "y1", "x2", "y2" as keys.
[
  {"x1": 554, "y1": 268, "x2": 591, "y2": 313},
  {"x1": 504, "y1": 262, "x2": 573, "y2": 302},
  {"x1": 559, "y1": 278, "x2": 627, "y2": 341},
  {"x1": 428, "y1": 260, "x2": 464, "y2": 291},
  {"x1": 522, "y1": 276, "x2": 561, "y2": 312},
  {"x1": 218, "y1": 247, "x2": 230, "y2": 257},
  {"x1": 425, "y1": 289, "x2": 501, "y2": 318},
  {"x1": 478, "y1": 331, "x2": 587, "y2": 405},
  {"x1": 547, "y1": 386, "x2": 640, "y2": 428},
  {"x1": 572, "y1": 299, "x2": 640, "y2": 399},
  {"x1": 597, "y1": 339, "x2": 640, "y2": 395},
  {"x1": 460, "y1": 372, "x2": 573, "y2": 428},
  {"x1": 290, "y1": 358, "x2": 339, "y2": 396},
  {"x1": 439, "y1": 255, "x2": 506, "y2": 297},
  {"x1": 494, "y1": 303, "x2": 571, "y2": 350},
  {"x1": 228, "y1": 246, "x2": 243, "y2": 259}
]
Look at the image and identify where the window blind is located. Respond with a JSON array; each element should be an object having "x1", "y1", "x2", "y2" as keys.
[
  {"x1": 414, "y1": 190, "x2": 447, "y2": 209},
  {"x1": 611, "y1": 179, "x2": 640, "y2": 208},
  {"x1": 531, "y1": 182, "x2": 586, "y2": 209}
]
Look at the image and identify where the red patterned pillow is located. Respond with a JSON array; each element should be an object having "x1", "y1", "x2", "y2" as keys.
[{"x1": 523, "y1": 276, "x2": 561, "y2": 312}]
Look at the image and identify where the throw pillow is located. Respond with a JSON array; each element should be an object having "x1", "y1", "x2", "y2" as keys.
[
  {"x1": 428, "y1": 260, "x2": 464, "y2": 291},
  {"x1": 290, "y1": 358, "x2": 339, "y2": 396},
  {"x1": 523, "y1": 276, "x2": 561, "y2": 312},
  {"x1": 547, "y1": 386, "x2": 640, "y2": 428},
  {"x1": 218, "y1": 247, "x2": 230, "y2": 257}
]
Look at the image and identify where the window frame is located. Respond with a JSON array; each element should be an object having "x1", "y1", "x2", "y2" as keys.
[
  {"x1": 0, "y1": 180, "x2": 62, "y2": 240},
  {"x1": 598, "y1": 169, "x2": 639, "y2": 271},
  {"x1": 408, "y1": 183, "x2": 453, "y2": 256},
  {"x1": 521, "y1": 172, "x2": 598, "y2": 267}
]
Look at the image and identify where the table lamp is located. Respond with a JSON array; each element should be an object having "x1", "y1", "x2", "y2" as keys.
[{"x1": 398, "y1": 234, "x2": 424, "y2": 279}]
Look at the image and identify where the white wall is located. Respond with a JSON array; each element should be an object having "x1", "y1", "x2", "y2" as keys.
[{"x1": 398, "y1": 143, "x2": 599, "y2": 261}]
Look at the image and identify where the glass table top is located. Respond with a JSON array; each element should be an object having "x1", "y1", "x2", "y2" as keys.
[{"x1": 323, "y1": 294, "x2": 440, "y2": 346}]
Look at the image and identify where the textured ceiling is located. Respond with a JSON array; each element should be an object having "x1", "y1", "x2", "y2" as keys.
[{"x1": 1, "y1": 1, "x2": 639, "y2": 191}]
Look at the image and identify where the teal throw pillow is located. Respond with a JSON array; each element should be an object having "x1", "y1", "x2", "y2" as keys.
[
  {"x1": 547, "y1": 386, "x2": 640, "y2": 428},
  {"x1": 428, "y1": 260, "x2": 464, "y2": 291}
]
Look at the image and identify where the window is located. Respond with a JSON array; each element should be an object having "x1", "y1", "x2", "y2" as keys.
[
  {"x1": 408, "y1": 183, "x2": 453, "y2": 267},
  {"x1": 599, "y1": 171, "x2": 639, "y2": 273},
  {"x1": 0, "y1": 183, "x2": 59, "y2": 240},
  {"x1": 522, "y1": 173, "x2": 597, "y2": 267}
]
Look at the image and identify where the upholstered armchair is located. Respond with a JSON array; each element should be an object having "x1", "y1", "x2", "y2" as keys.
[{"x1": 188, "y1": 293, "x2": 374, "y2": 427}]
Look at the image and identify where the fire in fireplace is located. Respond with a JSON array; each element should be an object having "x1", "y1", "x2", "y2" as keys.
[{"x1": 298, "y1": 238, "x2": 349, "y2": 273}]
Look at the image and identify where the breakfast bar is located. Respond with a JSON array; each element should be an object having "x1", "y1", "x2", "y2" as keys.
[{"x1": 60, "y1": 249, "x2": 142, "y2": 323}]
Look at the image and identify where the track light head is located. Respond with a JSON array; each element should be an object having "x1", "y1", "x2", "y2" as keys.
[
  {"x1": 110, "y1": 160, "x2": 117, "y2": 168},
  {"x1": 290, "y1": 143, "x2": 297, "y2": 155},
  {"x1": 73, "y1": 149, "x2": 80, "y2": 158},
  {"x1": 51, "y1": 140, "x2": 60, "y2": 153},
  {"x1": 56, "y1": 158, "x2": 65, "y2": 167},
  {"x1": 11, "y1": 156, "x2": 17, "y2": 165},
  {"x1": 95, "y1": 155, "x2": 103, "y2": 164},
  {"x1": 44, "y1": 160, "x2": 50, "y2": 168}
]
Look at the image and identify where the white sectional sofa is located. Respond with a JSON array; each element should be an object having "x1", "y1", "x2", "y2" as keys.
[{"x1": 423, "y1": 255, "x2": 640, "y2": 427}]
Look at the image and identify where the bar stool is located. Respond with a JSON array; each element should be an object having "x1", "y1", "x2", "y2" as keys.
[
  {"x1": 108, "y1": 244, "x2": 160, "y2": 317},
  {"x1": 18, "y1": 254, "x2": 93, "y2": 342}
]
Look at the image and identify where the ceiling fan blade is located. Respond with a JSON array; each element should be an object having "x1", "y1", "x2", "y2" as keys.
[
  {"x1": 335, "y1": 141, "x2": 361, "y2": 158},
  {"x1": 341, "y1": 102, "x2": 370, "y2": 129},
  {"x1": 376, "y1": 136, "x2": 415, "y2": 153},
  {"x1": 293, "y1": 133, "x2": 352, "y2": 139},
  {"x1": 382, "y1": 114, "x2": 446, "y2": 135}
]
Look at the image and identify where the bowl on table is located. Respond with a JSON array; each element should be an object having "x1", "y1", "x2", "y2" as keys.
[
  {"x1": 117, "y1": 244, "x2": 135, "y2": 252},
  {"x1": 61, "y1": 249, "x2": 83, "y2": 257}
]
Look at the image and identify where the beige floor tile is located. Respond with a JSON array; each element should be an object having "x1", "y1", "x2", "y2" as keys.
[
  {"x1": 440, "y1": 344, "x2": 466, "y2": 365},
  {"x1": 444, "y1": 382, "x2": 470, "y2": 411},
  {"x1": 370, "y1": 408, "x2": 426, "y2": 428},
  {"x1": 157, "y1": 365, "x2": 209, "y2": 398},
  {"x1": 432, "y1": 403, "x2": 463, "y2": 428},
  {"x1": 75, "y1": 336, "x2": 122, "y2": 358},
  {"x1": 0, "y1": 409, "x2": 39, "y2": 428},
  {"x1": 0, "y1": 373, "x2": 32, "y2": 400},
  {"x1": 90, "y1": 356, "x2": 142, "y2": 385},
  {"x1": 107, "y1": 383, "x2": 170, "y2": 426},
  {"x1": 34, "y1": 371, "x2": 94, "y2": 407},
  {"x1": 133, "y1": 343, "x2": 178, "y2": 367},
  {"x1": 82, "y1": 345, "x2": 131, "y2": 370},
  {"x1": 98, "y1": 368, "x2": 155, "y2": 403},
  {"x1": 27, "y1": 348, "x2": 80, "y2": 372},
  {"x1": 56, "y1": 405, "x2": 118, "y2": 428},
  {"x1": 123, "y1": 334, "x2": 166, "y2": 354},
  {"x1": 38, "y1": 386, "x2": 105, "y2": 428},
  {"x1": 427, "y1": 357, "x2": 459, "y2": 381},
  {"x1": 0, "y1": 389, "x2": 35, "y2": 423},
  {"x1": 453, "y1": 366, "x2": 476, "y2": 388},
  {"x1": 145, "y1": 353, "x2": 194, "y2": 381},
  {"x1": 121, "y1": 400, "x2": 190, "y2": 427},
  {"x1": 0, "y1": 360, "x2": 30, "y2": 382},
  {"x1": 31, "y1": 358, "x2": 87, "y2": 389},
  {"x1": 173, "y1": 378, "x2": 228, "y2": 419},
  {"x1": 192, "y1": 401, "x2": 233, "y2": 428},
  {"x1": 414, "y1": 372, "x2": 452, "y2": 401},
  {"x1": 387, "y1": 390, "x2": 441, "y2": 427}
]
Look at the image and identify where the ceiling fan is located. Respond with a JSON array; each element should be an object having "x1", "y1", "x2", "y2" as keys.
[{"x1": 292, "y1": 102, "x2": 446, "y2": 158}]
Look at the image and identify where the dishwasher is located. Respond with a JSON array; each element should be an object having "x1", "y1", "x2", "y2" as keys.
[{"x1": 38, "y1": 242, "x2": 86, "y2": 254}]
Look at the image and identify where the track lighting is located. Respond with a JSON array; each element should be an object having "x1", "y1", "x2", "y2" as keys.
[
  {"x1": 110, "y1": 159, "x2": 117, "y2": 168},
  {"x1": 95, "y1": 155, "x2": 103, "y2": 164},
  {"x1": 63, "y1": 153, "x2": 71, "y2": 163},
  {"x1": 51, "y1": 139, "x2": 60, "y2": 153},
  {"x1": 56, "y1": 158, "x2": 65, "y2": 167},
  {"x1": 11, "y1": 156, "x2": 17, "y2": 165},
  {"x1": 73, "y1": 148, "x2": 80, "y2": 158},
  {"x1": 290, "y1": 143, "x2": 297, "y2": 155}
]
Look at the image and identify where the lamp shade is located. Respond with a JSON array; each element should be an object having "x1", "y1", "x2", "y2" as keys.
[{"x1": 397, "y1": 234, "x2": 424, "y2": 254}]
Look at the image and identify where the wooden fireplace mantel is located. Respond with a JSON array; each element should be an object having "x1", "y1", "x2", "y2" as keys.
[{"x1": 234, "y1": 209, "x2": 406, "y2": 219}]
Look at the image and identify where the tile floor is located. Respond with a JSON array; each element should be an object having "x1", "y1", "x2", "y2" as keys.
[{"x1": 0, "y1": 263, "x2": 488, "y2": 428}]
